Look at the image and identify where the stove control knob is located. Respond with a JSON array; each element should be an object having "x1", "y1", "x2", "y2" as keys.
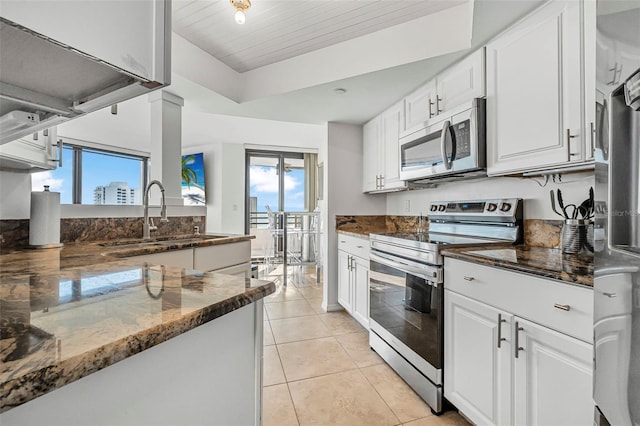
[
  {"x1": 438, "y1": 205, "x2": 446, "y2": 212},
  {"x1": 500, "y1": 202, "x2": 512, "y2": 212},
  {"x1": 487, "y1": 203, "x2": 498, "y2": 212},
  {"x1": 430, "y1": 205, "x2": 438, "y2": 212}
]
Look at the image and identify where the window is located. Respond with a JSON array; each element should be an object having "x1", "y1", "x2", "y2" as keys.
[{"x1": 32, "y1": 143, "x2": 148, "y2": 205}]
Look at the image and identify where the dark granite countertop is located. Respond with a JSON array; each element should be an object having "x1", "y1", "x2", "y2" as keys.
[
  {"x1": 442, "y1": 245, "x2": 593, "y2": 288},
  {"x1": 0, "y1": 234, "x2": 274, "y2": 412}
]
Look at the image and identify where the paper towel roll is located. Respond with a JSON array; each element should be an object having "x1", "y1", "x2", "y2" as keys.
[{"x1": 29, "y1": 186, "x2": 62, "y2": 248}]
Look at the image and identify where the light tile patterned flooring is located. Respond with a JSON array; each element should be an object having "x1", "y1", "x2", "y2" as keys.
[{"x1": 260, "y1": 265, "x2": 471, "y2": 426}]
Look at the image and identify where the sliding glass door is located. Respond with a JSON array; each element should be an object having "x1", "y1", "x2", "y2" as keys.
[{"x1": 245, "y1": 150, "x2": 316, "y2": 264}]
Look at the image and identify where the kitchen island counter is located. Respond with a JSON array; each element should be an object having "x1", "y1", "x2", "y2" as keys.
[{"x1": 0, "y1": 236, "x2": 274, "y2": 422}]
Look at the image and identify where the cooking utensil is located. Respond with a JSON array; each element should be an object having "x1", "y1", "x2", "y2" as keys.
[
  {"x1": 557, "y1": 189, "x2": 566, "y2": 218},
  {"x1": 563, "y1": 204, "x2": 580, "y2": 219},
  {"x1": 550, "y1": 190, "x2": 564, "y2": 218}
]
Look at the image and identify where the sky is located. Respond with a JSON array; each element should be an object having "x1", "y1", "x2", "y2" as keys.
[
  {"x1": 249, "y1": 165, "x2": 305, "y2": 212},
  {"x1": 32, "y1": 148, "x2": 143, "y2": 204}
]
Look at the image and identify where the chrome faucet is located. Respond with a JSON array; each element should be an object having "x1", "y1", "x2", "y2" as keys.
[{"x1": 143, "y1": 180, "x2": 169, "y2": 239}]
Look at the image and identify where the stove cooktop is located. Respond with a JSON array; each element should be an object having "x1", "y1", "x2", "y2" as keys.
[{"x1": 373, "y1": 232, "x2": 508, "y2": 247}]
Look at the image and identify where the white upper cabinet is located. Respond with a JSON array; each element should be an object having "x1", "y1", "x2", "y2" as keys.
[
  {"x1": 0, "y1": 127, "x2": 60, "y2": 171},
  {"x1": 404, "y1": 49, "x2": 486, "y2": 130},
  {"x1": 404, "y1": 81, "x2": 437, "y2": 130},
  {"x1": 362, "y1": 101, "x2": 407, "y2": 193},
  {"x1": 362, "y1": 118, "x2": 381, "y2": 193},
  {"x1": 436, "y1": 48, "x2": 486, "y2": 113},
  {"x1": 1, "y1": 1, "x2": 169, "y2": 82},
  {"x1": 486, "y1": 1, "x2": 587, "y2": 175}
]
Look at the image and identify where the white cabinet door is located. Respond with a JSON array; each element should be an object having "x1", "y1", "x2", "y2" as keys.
[
  {"x1": 0, "y1": 128, "x2": 58, "y2": 171},
  {"x1": 436, "y1": 48, "x2": 486, "y2": 113},
  {"x1": 514, "y1": 316, "x2": 593, "y2": 426},
  {"x1": 194, "y1": 241, "x2": 250, "y2": 272},
  {"x1": 380, "y1": 102, "x2": 406, "y2": 191},
  {"x1": 1, "y1": 1, "x2": 169, "y2": 82},
  {"x1": 584, "y1": 0, "x2": 596, "y2": 161},
  {"x1": 362, "y1": 118, "x2": 380, "y2": 193},
  {"x1": 127, "y1": 249, "x2": 194, "y2": 269},
  {"x1": 404, "y1": 80, "x2": 437, "y2": 130},
  {"x1": 487, "y1": 1, "x2": 583, "y2": 175},
  {"x1": 352, "y1": 256, "x2": 370, "y2": 329},
  {"x1": 445, "y1": 290, "x2": 513, "y2": 426},
  {"x1": 337, "y1": 250, "x2": 353, "y2": 313}
]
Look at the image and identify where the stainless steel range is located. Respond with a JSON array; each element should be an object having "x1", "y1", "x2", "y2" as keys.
[{"x1": 368, "y1": 199, "x2": 523, "y2": 413}]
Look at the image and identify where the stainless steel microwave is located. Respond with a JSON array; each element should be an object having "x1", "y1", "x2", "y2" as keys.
[{"x1": 399, "y1": 98, "x2": 486, "y2": 182}]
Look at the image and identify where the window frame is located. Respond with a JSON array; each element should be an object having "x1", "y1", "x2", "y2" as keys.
[{"x1": 44, "y1": 138, "x2": 149, "y2": 205}]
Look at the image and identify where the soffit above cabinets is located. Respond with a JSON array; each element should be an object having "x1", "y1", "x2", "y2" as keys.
[{"x1": 172, "y1": 0, "x2": 466, "y2": 73}]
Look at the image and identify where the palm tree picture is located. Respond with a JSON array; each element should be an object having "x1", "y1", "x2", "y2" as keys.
[{"x1": 182, "y1": 155, "x2": 198, "y2": 188}]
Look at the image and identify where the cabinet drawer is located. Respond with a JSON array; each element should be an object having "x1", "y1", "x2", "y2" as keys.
[
  {"x1": 445, "y1": 258, "x2": 593, "y2": 342},
  {"x1": 337, "y1": 234, "x2": 370, "y2": 259},
  {"x1": 193, "y1": 241, "x2": 250, "y2": 272}
]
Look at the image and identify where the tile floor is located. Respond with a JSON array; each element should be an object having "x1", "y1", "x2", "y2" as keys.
[{"x1": 260, "y1": 265, "x2": 471, "y2": 426}]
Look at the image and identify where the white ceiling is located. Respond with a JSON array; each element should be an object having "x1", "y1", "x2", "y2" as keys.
[
  {"x1": 172, "y1": 0, "x2": 466, "y2": 73},
  {"x1": 167, "y1": 0, "x2": 545, "y2": 125}
]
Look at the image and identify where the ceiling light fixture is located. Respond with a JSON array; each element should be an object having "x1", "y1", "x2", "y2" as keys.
[{"x1": 231, "y1": 0, "x2": 251, "y2": 25}]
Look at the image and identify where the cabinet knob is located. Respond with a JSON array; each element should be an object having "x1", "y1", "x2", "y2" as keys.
[{"x1": 463, "y1": 276, "x2": 475, "y2": 281}]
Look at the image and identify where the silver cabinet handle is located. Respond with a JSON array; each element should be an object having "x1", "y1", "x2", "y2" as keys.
[
  {"x1": 356, "y1": 245, "x2": 363, "y2": 249},
  {"x1": 428, "y1": 98, "x2": 434, "y2": 118},
  {"x1": 497, "y1": 313, "x2": 507, "y2": 349},
  {"x1": 51, "y1": 139, "x2": 63, "y2": 166},
  {"x1": 436, "y1": 96, "x2": 443, "y2": 114},
  {"x1": 515, "y1": 321, "x2": 524, "y2": 358},
  {"x1": 380, "y1": 175, "x2": 384, "y2": 189},
  {"x1": 590, "y1": 122, "x2": 595, "y2": 158},
  {"x1": 440, "y1": 120, "x2": 452, "y2": 170},
  {"x1": 350, "y1": 256, "x2": 356, "y2": 271},
  {"x1": 553, "y1": 303, "x2": 570, "y2": 311},
  {"x1": 567, "y1": 129, "x2": 579, "y2": 158},
  {"x1": 463, "y1": 276, "x2": 475, "y2": 281},
  {"x1": 602, "y1": 292, "x2": 617, "y2": 298}
]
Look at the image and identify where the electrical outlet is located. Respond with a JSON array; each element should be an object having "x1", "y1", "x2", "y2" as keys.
[{"x1": 404, "y1": 200, "x2": 411, "y2": 213}]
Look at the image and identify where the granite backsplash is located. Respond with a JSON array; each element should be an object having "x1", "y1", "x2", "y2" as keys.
[
  {"x1": 336, "y1": 215, "x2": 564, "y2": 248},
  {"x1": 0, "y1": 216, "x2": 205, "y2": 250}
]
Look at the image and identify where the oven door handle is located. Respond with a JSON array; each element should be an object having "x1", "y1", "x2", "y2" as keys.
[{"x1": 370, "y1": 252, "x2": 441, "y2": 283}]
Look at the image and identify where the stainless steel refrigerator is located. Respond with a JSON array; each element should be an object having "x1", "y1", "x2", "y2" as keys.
[{"x1": 594, "y1": 2, "x2": 640, "y2": 424}]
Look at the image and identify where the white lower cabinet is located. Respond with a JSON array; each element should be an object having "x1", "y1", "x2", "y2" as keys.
[
  {"x1": 444, "y1": 258, "x2": 594, "y2": 426},
  {"x1": 337, "y1": 234, "x2": 370, "y2": 329},
  {"x1": 513, "y1": 317, "x2": 593, "y2": 426},
  {"x1": 125, "y1": 241, "x2": 251, "y2": 278},
  {"x1": 445, "y1": 291, "x2": 512, "y2": 425}
]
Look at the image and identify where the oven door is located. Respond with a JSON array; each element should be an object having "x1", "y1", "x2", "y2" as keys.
[{"x1": 369, "y1": 251, "x2": 443, "y2": 384}]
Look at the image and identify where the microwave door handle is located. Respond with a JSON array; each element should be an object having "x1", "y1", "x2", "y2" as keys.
[{"x1": 440, "y1": 120, "x2": 452, "y2": 170}]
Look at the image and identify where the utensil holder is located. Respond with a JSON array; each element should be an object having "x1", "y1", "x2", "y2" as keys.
[{"x1": 561, "y1": 219, "x2": 592, "y2": 254}]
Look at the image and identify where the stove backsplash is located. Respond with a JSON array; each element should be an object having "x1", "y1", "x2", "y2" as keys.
[{"x1": 336, "y1": 215, "x2": 562, "y2": 248}]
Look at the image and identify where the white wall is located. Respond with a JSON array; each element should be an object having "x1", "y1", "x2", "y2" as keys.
[
  {"x1": 181, "y1": 114, "x2": 326, "y2": 234},
  {"x1": 386, "y1": 172, "x2": 595, "y2": 220},
  {"x1": 323, "y1": 122, "x2": 386, "y2": 311},
  {"x1": 0, "y1": 171, "x2": 31, "y2": 219}
]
